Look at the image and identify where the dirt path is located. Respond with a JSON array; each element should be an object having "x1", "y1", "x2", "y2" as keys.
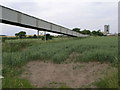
[{"x1": 21, "y1": 61, "x2": 111, "y2": 88}]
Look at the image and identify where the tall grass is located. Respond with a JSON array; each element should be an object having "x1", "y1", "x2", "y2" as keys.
[
  {"x1": 2, "y1": 36, "x2": 118, "y2": 67},
  {"x1": 2, "y1": 36, "x2": 118, "y2": 88},
  {"x1": 95, "y1": 68, "x2": 118, "y2": 88}
]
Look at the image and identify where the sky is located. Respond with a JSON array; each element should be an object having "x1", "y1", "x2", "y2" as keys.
[{"x1": 0, "y1": 0, "x2": 119, "y2": 36}]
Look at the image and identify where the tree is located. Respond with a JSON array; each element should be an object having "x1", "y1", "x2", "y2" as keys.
[
  {"x1": 15, "y1": 33, "x2": 19, "y2": 37},
  {"x1": 42, "y1": 34, "x2": 53, "y2": 40},
  {"x1": 33, "y1": 34, "x2": 37, "y2": 38},
  {"x1": 81, "y1": 29, "x2": 91, "y2": 35},
  {"x1": 92, "y1": 30, "x2": 104, "y2": 36},
  {"x1": 72, "y1": 28, "x2": 81, "y2": 33},
  {"x1": 72, "y1": 28, "x2": 104, "y2": 36},
  {"x1": 92, "y1": 31, "x2": 97, "y2": 36},
  {"x1": 72, "y1": 28, "x2": 91, "y2": 35},
  {"x1": 97, "y1": 31, "x2": 104, "y2": 36},
  {"x1": 15, "y1": 31, "x2": 26, "y2": 38}
]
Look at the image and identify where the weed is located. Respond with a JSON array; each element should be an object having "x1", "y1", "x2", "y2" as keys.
[
  {"x1": 95, "y1": 69, "x2": 118, "y2": 88},
  {"x1": 2, "y1": 36, "x2": 118, "y2": 88}
]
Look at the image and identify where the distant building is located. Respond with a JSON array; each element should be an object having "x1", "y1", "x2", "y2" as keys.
[
  {"x1": 104, "y1": 25, "x2": 110, "y2": 35},
  {"x1": 107, "y1": 33, "x2": 118, "y2": 36}
]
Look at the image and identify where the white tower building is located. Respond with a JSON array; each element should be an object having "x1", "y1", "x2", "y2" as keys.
[{"x1": 104, "y1": 25, "x2": 110, "y2": 35}]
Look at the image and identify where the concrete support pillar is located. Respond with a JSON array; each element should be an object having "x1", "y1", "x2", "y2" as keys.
[
  {"x1": 37, "y1": 30, "x2": 39, "y2": 38},
  {"x1": 44, "y1": 31, "x2": 46, "y2": 41}
]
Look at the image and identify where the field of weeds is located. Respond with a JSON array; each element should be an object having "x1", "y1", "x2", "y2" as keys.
[{"x1": 2, "y1": 36, "x2": 118, "y2": 88}]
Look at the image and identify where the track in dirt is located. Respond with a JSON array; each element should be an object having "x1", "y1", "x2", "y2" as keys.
[{"x1": 21, "y1": 61, "x2": 112, "y2": 88}]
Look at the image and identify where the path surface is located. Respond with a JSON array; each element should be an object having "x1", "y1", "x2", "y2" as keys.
[{"x1": 21, "y1": 61, "x2": 111, "y2": 88}]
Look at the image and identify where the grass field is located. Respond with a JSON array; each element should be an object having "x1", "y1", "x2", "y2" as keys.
[{"x1": 2, "y1": 36, "x2": 118, "y2": 88}]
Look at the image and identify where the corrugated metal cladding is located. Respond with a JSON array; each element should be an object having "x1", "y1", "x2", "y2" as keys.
[
  {"x1": 52, "y1": 24, "x2": 61, "y2": 32},
  {"x1": 38, "y1": 20, "x2": 51, "y2": 30},
  {"x1": 67, "y1": 30, "x2": 73, "y2": 35},
  {"x1": 76, "y1": 32, "x2": 79, "y2": 36},
  {"x1": 73, "y1": 31, "x2": 77, "y2": 36},
  {"x1": 2, "y1": 7, "x2": 18, "y2": 23},
  {"x1": 1, "y1": 5, "x2": 88, "y2": 37},
  {"x1": 21, "y1": 14, "x2": 37, "y2": 27},
  {"x1": 61, "y1": 28, "x2": 67, "y2": 33}
]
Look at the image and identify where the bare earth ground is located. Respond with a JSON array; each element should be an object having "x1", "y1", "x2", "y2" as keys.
[{"x1": 21, "y1": 61, "x2": 113, "y2": 88}]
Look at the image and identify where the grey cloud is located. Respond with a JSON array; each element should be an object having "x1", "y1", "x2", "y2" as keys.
[{"x1": 1, "y1": 1, "x2": 118, "y2": 36}]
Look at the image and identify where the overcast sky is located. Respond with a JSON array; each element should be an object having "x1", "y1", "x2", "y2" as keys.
[{"x1": 0, "y1": 0, "x2": 119, "y2": 36}]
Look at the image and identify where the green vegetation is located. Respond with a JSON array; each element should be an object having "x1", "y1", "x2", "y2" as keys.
[
  {"x1": 2, "y1": 31, "x2": 54, "y2": 42},
  {"x1": 95, "y1": 69, "x2": 118, "y2": 88},
  {"x1": 2, "y1": 64, "x2": 33, "y2": 88},
  {"x1": 3, "y1": 37, "x2": 118, "y2": 66},
  {"x1": 72, "y1": 28, "x2": 104, "y2": 36},
  {"x1": 2, "y1": 41, "x2": 31, "y2": 52},
  {"x1": 15, "y1": 31, "x2": 26, "y2": 38},
  {"x1": 2, "y1": 77, "x2": 33, "y2": 88},
  {"x1": 2, "y1": 36, "x2": 118, "y2": 88},
  {"x1": 42, "y1": 34, "x2": 53, "y2": 40}
]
